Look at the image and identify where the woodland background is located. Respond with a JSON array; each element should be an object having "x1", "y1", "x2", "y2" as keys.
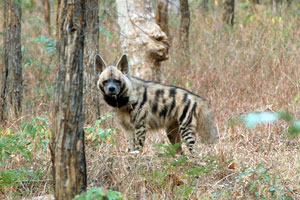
[{"x1": 0, "y1": 0, "x2": 300, "y2": 199}]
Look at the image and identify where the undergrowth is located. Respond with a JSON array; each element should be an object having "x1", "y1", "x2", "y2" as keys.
[
  {"x1": 0, "y1": 117, "x2": 51, "y2": 196},
  {"x1": 1, "y1": 0, "x2": 300, "y2": 199}
]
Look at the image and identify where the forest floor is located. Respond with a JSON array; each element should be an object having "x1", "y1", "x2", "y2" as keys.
[{"x1": 1, "y1": 1, "x2": 300, "y2": 200}]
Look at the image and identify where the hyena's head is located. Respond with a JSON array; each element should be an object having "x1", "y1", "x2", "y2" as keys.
[{"x1": 94, "y1": 54, "x2": 130, "y2": 98}]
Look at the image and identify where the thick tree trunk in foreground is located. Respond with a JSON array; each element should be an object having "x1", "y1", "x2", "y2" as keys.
[
  {"x1": 223, "y1": 0, "x2": 235, "y2": 27},
  {"x1": 179, "y1": 0, "x2": 191, "y2": 68},
  {"x1": 0, "y1": 0, "x2": 23, "y2": 124},
  {"x1": 116, "y1": 0, "x2": 169, "y2": 82},
  {"x1": 51, "y1": 0, "x2": 87, "y2": 199},
  {"x1": 83, "y1": 0, "x2": 101, "y2": 123}
]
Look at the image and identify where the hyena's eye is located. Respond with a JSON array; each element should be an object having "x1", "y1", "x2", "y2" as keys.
[
  {"x1": 114, "y1": 80, "x2": 121, "y2": 84},
  {"x1": 102, "y1": 80, "x2": 109, "y2": 85}
]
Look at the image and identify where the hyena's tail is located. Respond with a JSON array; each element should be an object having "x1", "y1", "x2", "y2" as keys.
[{"x1": 197, "y1": 105, "x2": 219, "y2": 144}]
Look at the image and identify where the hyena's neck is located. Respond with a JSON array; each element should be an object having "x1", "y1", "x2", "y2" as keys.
[{"x1": 103, "y1": 94, "x2": 129, "y2": 108}]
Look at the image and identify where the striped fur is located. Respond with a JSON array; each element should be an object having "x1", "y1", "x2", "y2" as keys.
[{"x1": 95, "y1": 54, "x2": 218, "y2": 153}]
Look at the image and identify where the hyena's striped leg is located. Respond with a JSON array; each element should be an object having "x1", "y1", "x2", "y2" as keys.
[
  {"x1": 123, "y1": 128, "x2": 135, "y2": 152},
  {"x1": 179, "y1": 125, "x2": 197, "y2": 154},
  {"x1": 133, "y1": 123, "x2": 147, "y2": 152}
]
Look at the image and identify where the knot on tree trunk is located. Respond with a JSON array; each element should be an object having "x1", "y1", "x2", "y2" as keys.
[{"x1": 147, "y1": 26, "x2": 169, "y2": 62}]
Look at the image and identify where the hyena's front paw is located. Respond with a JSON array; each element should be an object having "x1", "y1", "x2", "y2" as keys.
[
  {"x1": 126, "y1": 145, "x2": 142, "y2": 154},
  {"x1": 126, "y1": 147, "x2": 140, "y2": 154},
  {"x1": 129, "y1": 150, "x2": 140, "y2": 154},
  {"x1": 126, "y1": 139, "x2": 135, "y2": 152}
]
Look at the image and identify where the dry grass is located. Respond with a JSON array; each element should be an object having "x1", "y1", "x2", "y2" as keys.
[{"x1": 1, "y1": 1, "x2": 300, "y2": 199}]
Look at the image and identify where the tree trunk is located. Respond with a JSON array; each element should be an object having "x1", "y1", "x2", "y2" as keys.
[
  {"x1": 116, "y1": 0, "x2": 169, "y2": 82},
  {"x1": 0, "y1": 0, "x2": 23, "y2": 124},
  {"x1": 156, "y1": 0, "x2": 169, "y2": 38},
  {"x1": 223, "y1": 0, "x2": 235, "y2": 27},
  {"x1": 83, "y1": 0, "x2": 101, "y2": 123},
  {"x1": 214, "y1": 0, "x2": 220, "y2": 14},
  {"x1": 51, "y1": 0, "x2": 87, "y2": 199},
  {"x1": 41, "y1": 0, "x2": 51, "y2": 35},
  {"x1": 179, "y1": 0, "x2": 190, "y2": 68},
  {"x1": 201, "y1": 0, "x2": 209, "y2": 13},
  {"x1": 250, "y1": 0, "x2": 260, "y2": 13},
  {"x1": 272, "y1": 0, "x2": 282, "y2": 13}
]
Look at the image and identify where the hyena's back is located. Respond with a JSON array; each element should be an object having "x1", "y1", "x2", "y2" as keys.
[{"x1": 129, "y1": 78, "x2": 218, "y2": 151}]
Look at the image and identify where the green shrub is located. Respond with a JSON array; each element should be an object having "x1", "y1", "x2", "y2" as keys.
[{"x1": 75, "y1": 187, "x2": 123, "y2": 200}]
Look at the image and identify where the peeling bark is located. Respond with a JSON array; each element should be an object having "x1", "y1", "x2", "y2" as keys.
[
  {"x1": 83, "y1": 0, "x2": 101, "y2": 123},
  {"x1": 0, "y1": 0, "x2": 23, "y2": 124},
  {"x1": 116, "y1": 0, "x2": 169, "y2": 82},
  {"x1": 51, "y1": 0, "x2": 87, "y2": 199}
]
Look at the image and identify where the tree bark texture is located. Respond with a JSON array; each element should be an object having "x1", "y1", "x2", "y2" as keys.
[
  {"x1": 83, "y1": 0, "x2": 101, "y2": 123},
  {"x1": 223, "y1": 0, "x2": 235, "y2": 27},
  {"x1": 116, "y1": 0, "x2": 169, "y2": 82},
  {"x1": 51, "y1": 0, "x2": 87, "y2": 199},
  {"x1": 0, "y1": 0, "x2": 23, "y2": 124},
  {"x1": 179, "y1": 0, "x2": 191, "y2": 68},
  {"x1": 156, "y1": 0, "x2": 169, "y2": 38}
]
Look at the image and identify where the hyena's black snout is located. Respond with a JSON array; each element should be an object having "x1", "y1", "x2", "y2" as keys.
[
  {"x1": 108, "y1": 84, "x2": 116, "y2": 92},
  {"x1": 105, "y1": 81, "x2": 120, "y2": 96}
]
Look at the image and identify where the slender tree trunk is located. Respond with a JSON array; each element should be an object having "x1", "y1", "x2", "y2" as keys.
[
  {"x1": 116, "y1": 0, "x2": 169, "y2": 82},
  {"x1": 83, "y1": 0, "x2": 101, "y2": 123},
  {"x1": 223, "y1": 0, "x2": 235, "y2": 27},
  {"x1": 201, "y1": 0, "x2": 209, "y2": 13},
  {"x1": 156, "y1": 0, "x2": 169, "y2": 38},
  {"x1": 250, "y1": 0, "x2": 260, "y2": 13},
  {"x1": 214, "y1": 0, "x2": 220, "y2": 14},
  {"x1": 51, "y1": 0, "x2": 87, "y2": 199},
  {"x1": 0, "y1": 0, "x2": 23, "y2": 124},
  {"x1": 272, "y1": 0, "x2": 282, "y2": 13},
  {"x1": 41, "y1": 0, "x2": 51, "y2": 35},
  {"x1": 179, "y1": 0, "x2": 190, "y2": 68}
]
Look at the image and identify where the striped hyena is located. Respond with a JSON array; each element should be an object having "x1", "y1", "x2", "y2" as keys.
[{"x1": 95, "y1": 54, "x2": 218, "y2": 153}]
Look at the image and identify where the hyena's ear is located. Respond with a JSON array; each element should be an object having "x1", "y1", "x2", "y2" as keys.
[
  {"x1": 116, "y1": 54, "x2": 129, "y2": 74},
  {"x1": 94, "y1": 54, "x2": 107, "y2": 74}
]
